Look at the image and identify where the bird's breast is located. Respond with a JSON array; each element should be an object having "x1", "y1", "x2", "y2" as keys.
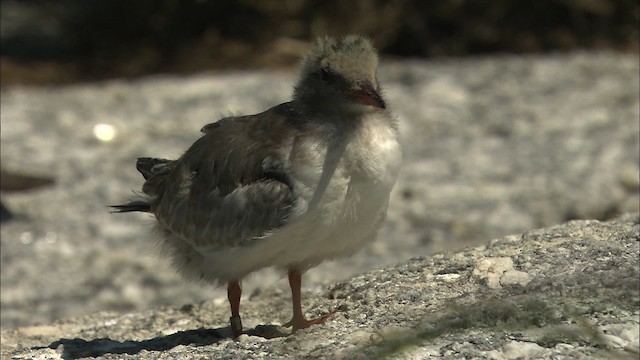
[{"x1": 288, "y1": 114, "x2": 401, "y2": 224}]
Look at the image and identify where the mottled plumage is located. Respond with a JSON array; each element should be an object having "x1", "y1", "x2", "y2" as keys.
[{"x1": 113, "y1": 35, "x2": 401, "y2": 336}]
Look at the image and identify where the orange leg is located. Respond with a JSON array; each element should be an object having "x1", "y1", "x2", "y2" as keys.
[
  {"x1": 283, "y1": 268, "x2": 340, "y2": 332},
  {"x1": 227, "y1": 280, "x2": 243, "y2": 337}
]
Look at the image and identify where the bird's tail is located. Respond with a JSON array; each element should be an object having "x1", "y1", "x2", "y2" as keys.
[
  {"x1": 136, "y1": 157, "x2": 171, "y2": 180},
  {"x1": 111, "y1": 157, "x2": 171, "y2": 213},
  {"x1": 110, "y1": 200, "x2": 151, "y2": 213}
]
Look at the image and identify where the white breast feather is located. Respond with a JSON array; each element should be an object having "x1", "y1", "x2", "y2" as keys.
[{"x1": 161, "y1": 113, "x2": 401, "y2": 284}]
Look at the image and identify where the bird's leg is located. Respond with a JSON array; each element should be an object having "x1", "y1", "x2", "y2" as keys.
[
  {"x1": 283, "y1": 268, "x2": 340, "y2": 332},
  {"x1": 227, "y1": 280, "x2": 243, "y2": 337}
]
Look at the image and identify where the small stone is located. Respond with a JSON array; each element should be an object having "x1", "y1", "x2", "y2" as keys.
[
  {"x1": 472, "y1": 257, "x2": 515, "y2": 289},
  {"x1": 599, "y1": 333, "x2": 625, "y2": 349},
  {"x1": 500, "y1": 270, "x2": 532, "y2": 287},
  {"x1": 503, "y1": 340, "x2": 544, "y2": 359}
]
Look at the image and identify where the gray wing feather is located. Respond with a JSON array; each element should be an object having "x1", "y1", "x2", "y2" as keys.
[{"x1": 143, "y1": 103, "x2": 299, "y2": 249}]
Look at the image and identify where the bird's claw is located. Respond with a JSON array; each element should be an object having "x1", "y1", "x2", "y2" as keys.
[{"x1": 283, "y1": 308, "x2": 342, "y2": 332}]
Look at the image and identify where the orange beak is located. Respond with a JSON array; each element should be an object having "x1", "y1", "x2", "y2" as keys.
[{"x1": 346, "y1": 83, "x2": 386, "y2": 109}]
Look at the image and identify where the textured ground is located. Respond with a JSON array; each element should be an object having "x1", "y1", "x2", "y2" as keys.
[
  {"x1": 1, "y1": 214, "x2": 638, "y2": 359},
  {"x1": 1, "y1": 51, "x2": 638, "y2": 335}
]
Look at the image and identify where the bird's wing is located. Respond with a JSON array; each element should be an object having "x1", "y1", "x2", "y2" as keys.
[{"x1": 143, "y1": 103, "x2": 301, "y2": 249}]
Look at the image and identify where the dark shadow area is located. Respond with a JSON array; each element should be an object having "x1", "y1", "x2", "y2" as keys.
[
  {"x1": 44, "y1": 328, "x2": 225, "y2": 359},
  {"x1": 0, "y1": 169, "x2": 55, "y2": 223},
  {"x1": 40, "y1": 325, "x2": 289, "y2": 359},
  {"x1": 0, "y1": 201, "x2": 13, "y2": 223},
  {"x1": 1, "y1": 0, "x2": 637, "y2": 86}
]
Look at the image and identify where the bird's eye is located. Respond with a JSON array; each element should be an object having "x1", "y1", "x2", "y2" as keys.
[{"x1": 320, "y1": 68, "x2": 331, "y2": 82}]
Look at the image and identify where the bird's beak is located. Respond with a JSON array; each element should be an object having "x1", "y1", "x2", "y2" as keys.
[{"x1": 346, "y1": 82, "x2": 386, "y2": 109}]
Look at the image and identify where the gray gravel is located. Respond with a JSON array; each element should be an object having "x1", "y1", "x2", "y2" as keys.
[
  {"x1": 1, "y1": 51, "x2": 638, "y2": 332},
  {"x1": 2, "y1": 214, "x2": 638, "y2": 359}
]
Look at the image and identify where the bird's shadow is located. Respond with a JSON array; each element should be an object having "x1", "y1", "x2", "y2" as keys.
[{"x1": 38, "y1": 325, "x2": 289, "y2": 359}]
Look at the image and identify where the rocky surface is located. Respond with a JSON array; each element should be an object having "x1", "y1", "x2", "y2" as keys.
[
  {"x1": 1, "y1": 214, "x2": 638, "y2": 359},
  {"x1": 1, "y1": 51, "x2": 638, "y2": 334}
]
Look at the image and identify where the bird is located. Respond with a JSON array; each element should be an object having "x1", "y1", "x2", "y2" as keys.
[{"x1": 112, "y1": 35, "x2": 402, "y2": 337}]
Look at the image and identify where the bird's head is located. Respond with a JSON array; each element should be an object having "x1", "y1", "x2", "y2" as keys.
[{"x1": 294, "y1": 35, "x2": 385, "y2": 114}]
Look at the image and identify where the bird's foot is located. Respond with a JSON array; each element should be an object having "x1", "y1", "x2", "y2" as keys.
[
  {"x1": 283, "y1": 308, "x2": 341, "y2": 333},
  {"x1": 230, "y1": 315, "x2": 244, "y2": 338}
]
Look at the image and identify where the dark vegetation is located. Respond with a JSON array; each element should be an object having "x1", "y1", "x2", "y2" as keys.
[{"x1": 1, "y1": 0, "x2": 638, "y2": 86}]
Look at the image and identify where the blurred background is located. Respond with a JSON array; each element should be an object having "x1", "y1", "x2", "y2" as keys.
[
  {"x1": 1, "y1": 0, "x2": 638, "y2": 86},
  {"x1": 1, "y1": 0, "x2": 638, "y2": 331}
]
